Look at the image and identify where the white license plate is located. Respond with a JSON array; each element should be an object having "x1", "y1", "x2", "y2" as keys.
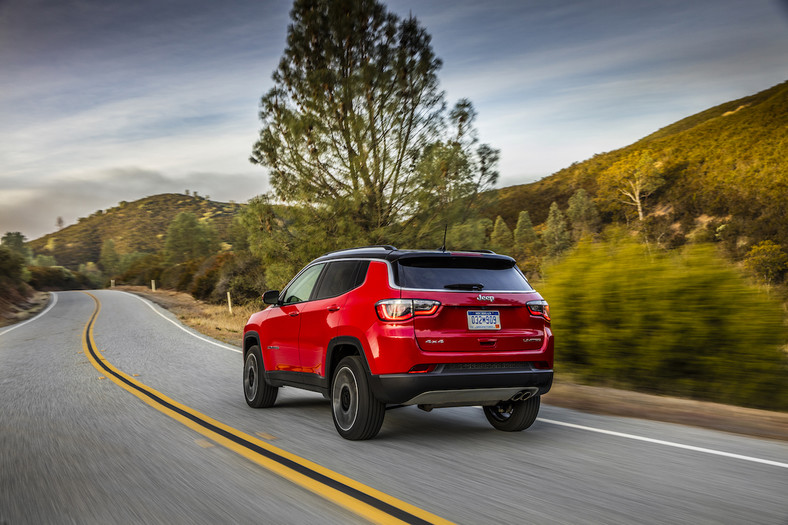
[{"x1": 467, "y1": 310, "x2": 501, "y2": 330}]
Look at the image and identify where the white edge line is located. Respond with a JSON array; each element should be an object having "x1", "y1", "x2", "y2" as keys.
[
  {"x1": 540, "y1": 418, "x2": 788, "y2": 469},
  {"x1": 119, "y1": 291, "x2": 242, "y2": 354},
  {"x1": 0, "y1": 292, "x2": 58, "y2": 337}
]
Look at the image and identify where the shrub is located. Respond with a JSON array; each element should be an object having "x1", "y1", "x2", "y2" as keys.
[
  {"x1": 210, "y1": 252, "x2": 267, "y2": 305},
  {"x1": 540, "y1": 232, "x2": 788, "y2": 410},
  {"x1": 160, "y1": 259, "x2": 201, "y2": 292},
  {"x1": 27, "y1": 266, "x2": 91, "y2": 290},
  {"x1": 118, "y1": 253, "x2": 164, "y2": 286},
  {"x1": 189, "y1": 253, "x2": 234, "y2": 301},
  {"x1": 744, "y1": 240, "x2": 788, "y2": 285}
]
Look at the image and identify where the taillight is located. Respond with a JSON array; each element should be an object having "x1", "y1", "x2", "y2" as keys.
[
  {"x1": 375, "y1": 299, "x2": 440, "y2": 322},
  {"x1": 527, "y1": 300, "x2": 550, "y2": 322}
]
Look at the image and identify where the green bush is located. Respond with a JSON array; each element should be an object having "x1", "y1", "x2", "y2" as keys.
[
  {"x1": 27, "y1": 266, "x2": 91, "y2": 290},
  {"x1": 118, "y1": 253, "x2": 164, "y2": 286},
  {"x1": 160, "y1": 259, "x2": 201, "y2": 292},
  {"x1": 540, "y1": 231, "x2": 788, "y2": 410},
  {"x1": 210, "y1": 252, "x2": 267, "y2": 305},
  {"x1": 189, "y1": 253, "x2": 234, "y2": 301}
]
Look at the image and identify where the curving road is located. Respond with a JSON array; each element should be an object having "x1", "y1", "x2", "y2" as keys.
[{"x1": 1, "y1": 290, "x2": 786, "y2": 524}]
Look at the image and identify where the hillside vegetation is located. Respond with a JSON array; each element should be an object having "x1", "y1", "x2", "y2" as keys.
[
  {"x1": 27, "y1": 193, "x2": 241, "y2": 268},
  {"x1": 495, "y1": 80, "x2": 788, "y2": 251}
]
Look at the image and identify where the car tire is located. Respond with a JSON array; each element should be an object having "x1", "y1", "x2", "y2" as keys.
[
  {"x1": 244, "y1": 345, "x2": 278, "y2": 408},
  {"x1": 331, "y1": 356, "x2": 385, "y2": 440},
  {"x1": 483, "y1": 395, "x2": 540, "y2": 432}
]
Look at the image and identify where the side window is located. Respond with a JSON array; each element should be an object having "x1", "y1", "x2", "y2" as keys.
[
  {"x1": 314, "y1": 260, "x2": 369, "y2": 300},
  {"x1": 282, "y1": 264, "x2": 325, "y2": 305}
]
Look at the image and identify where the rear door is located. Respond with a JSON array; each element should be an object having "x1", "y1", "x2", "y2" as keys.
[{"x1": 298, "y1": 260, "x2": 368, "y2": 375}]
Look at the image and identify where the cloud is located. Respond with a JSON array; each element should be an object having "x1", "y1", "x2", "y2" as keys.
[
  {"x1": 3, "y1": 0, "x2": 788, "y2": 239},
  {"x1": 0, "y1": 167, "x2": 267, "y2": 240}
]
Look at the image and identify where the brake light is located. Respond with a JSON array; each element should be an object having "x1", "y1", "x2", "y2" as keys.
[
  {"x1": 527, "y1": 300, "x2": 550, "y2": 322},
  {"x1": 375, "y1": 299, "x2": 440, "y2": 321}
]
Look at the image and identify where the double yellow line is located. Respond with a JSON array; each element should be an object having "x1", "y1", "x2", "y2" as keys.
[{"x1": 81, "y1": 292, "x2": 453, "y2": 525}]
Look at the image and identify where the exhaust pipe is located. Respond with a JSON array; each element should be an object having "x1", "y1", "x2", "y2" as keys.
[{"x1": 509, "y1": 390, "x2": 534, "y2": 402}]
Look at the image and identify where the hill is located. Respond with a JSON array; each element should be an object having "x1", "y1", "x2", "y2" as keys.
[
  {"x1": 28, "y1": 193, "x2": 242, "y2": 269},
  {"x1": 494, "y1": 80, "x2": 788, "y2": 249}
]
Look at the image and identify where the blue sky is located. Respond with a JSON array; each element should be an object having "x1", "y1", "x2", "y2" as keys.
[{"x1": 2, "y1": 0, "x2": 787, "y2": 239}]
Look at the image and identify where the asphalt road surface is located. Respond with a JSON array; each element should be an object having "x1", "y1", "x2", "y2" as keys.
[{"x1": 1, "y1": 290, "x2": 786, "y2": 524}]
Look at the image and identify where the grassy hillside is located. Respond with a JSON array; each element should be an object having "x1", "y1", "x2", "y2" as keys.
[
  {"x1": 28, "y1": 193, "x2": 242, "y2": 268},
  {"x1": 494, "y1": 80, "x2": 788, "y2": 248}
]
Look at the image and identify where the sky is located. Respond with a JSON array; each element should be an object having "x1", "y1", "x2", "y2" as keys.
[{"x1": 1, "y1": 0, "x2": 787, "y2": 240}]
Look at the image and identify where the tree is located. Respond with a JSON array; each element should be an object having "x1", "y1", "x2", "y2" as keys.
[
  {"x1": 513, "y1": 211, "x2": 537, "y2": 254},
  {"x1": 599, "y1": 151, "x2": 664, "y2": 222},
  {"x1": 56, "y1": 217, "x2": 65, "y2": 230},
  {"x1": 566, "y1": 188, "x2": 600, "y2": 239},
  {"x1": 405, "y1": 101, "x2": 500, "y2": 245},
  {"x1": 1, "y1": 232, "x2": 31, "y2": 261},
  {"x1": 99, "y1": 239, "x2": 120, "y2": 276},
  {"x1": 541, "y1": 202, "x2": 571, "y2": 257},
  {"x1": 164, "y1": 212, "x2": 218, "y2": 265},
  {"x1": 0, "y1": 245, "x2": 25, "y2": 282},
  {"x1": 249, "y1": 0, "x2": 498, "y2": 256},
  {"x1": 443, "y1": 218, "x2": 492, "y2": 252},
  {"x1": 512, "y1": 210, "x2": 540, "y2": 274},
  {"x1": 490, "y1": 216, "x2": 513, "y2": 255}
]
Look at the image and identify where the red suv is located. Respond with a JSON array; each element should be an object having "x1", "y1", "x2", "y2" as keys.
[{"x1": 243, "y1": 246, "x2": 553, "y2": 440}]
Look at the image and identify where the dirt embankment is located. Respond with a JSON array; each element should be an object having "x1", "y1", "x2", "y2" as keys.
[{"x1": 0, "y1": 291, "x2": 50, "y2": 328}]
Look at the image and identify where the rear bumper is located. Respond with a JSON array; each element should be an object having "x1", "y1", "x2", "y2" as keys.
[{"x1": 368, "y1": 368, "x2": 553, "y2": 406}]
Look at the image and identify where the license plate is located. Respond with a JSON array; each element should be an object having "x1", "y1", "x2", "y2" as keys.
[{"x1": 467, "y1": 310, "x2": 501, "y2": 330}]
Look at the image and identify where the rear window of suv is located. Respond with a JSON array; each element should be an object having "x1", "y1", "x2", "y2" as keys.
[{"x1": 395, "y1": 256, "x2": 533, "y2": 292}]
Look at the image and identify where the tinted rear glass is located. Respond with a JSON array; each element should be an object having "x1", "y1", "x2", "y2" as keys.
[
  {"x1": 396, "y1": 256, "x2": 533, "y2": 291},
  {"x1": 313, "y1": 260, "x2": 370, "y2": 300}
]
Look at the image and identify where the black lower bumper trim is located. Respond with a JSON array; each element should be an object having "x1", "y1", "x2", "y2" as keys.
[{"x1": 368, "y1": 369, "x2": 553, "y2": 405}]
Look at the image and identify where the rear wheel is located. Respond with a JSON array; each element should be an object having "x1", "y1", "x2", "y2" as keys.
[
  {"x1": 243, "y1": 345, "x2": 278, "y2": 408},
  {"x1": 331, "y1": 356, "x2": 385, "y2": 440},
  {"x1": 483, "y1": 395, "x2": 540, "y2": 432}
]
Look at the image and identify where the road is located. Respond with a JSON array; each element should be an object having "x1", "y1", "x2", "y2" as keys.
[{"x1": 1, "y1": 290, "x2": 786, "y2": 524}]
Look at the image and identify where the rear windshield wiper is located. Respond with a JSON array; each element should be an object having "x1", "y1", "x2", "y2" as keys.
[{"x1": 444, "y1": 283, "x2": 484, "y2": 291}]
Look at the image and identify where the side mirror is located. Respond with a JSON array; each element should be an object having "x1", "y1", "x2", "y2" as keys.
[{"x1": 262, "y1": 290, "x2": 280, "y2": 305}]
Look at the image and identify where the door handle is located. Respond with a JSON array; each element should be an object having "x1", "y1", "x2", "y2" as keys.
[
  {"x1": 288, "y1": 311, "x2": 299, "y2": 317},
  {"x1": 327, "y1": 305, "x2": 340, "y2": 312},
  {"x1": 478, "y1": 338, "x2": 497, "y2": 346}
]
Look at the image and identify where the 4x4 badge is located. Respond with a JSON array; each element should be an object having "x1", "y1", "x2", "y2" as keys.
[{"x1": 477, "y1": 294, "x2": 494, "y2": 302}]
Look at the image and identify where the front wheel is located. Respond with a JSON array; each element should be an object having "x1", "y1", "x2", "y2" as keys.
[
  {"x1": 243, "y1": 345, "x2": 278, "y2": 408},
  {"x1": 331, "y1": 356, "x2": 385, "y2": 440},
  {"x1": 483, "y1": 395, "x2": 540, "y2": 432}
]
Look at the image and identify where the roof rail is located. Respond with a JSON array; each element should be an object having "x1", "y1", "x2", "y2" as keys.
[
  {"x1": 455, "y1": 249, "x2": 496, "y2": 254},
  {"x1": 329, "y1": 245, "x2": 397, "y2": 254},
  {"x1": 357, "y1": 244, "x2": 397, "y2": 251}
]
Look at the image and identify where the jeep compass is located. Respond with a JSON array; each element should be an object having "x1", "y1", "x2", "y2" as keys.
[{"x1": 243, "y1": 246, "x2": 553, "y2": 440}]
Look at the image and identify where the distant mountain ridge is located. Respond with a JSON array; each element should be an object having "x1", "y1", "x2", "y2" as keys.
[
  {"x1": 28, "y1": 193, "x2": 241, "y2": 268},
  {"x1": 494, "y1": 80, "x2": 788, "y2": 248}
]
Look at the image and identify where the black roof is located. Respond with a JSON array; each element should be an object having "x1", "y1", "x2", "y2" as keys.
[{"x1": 312, "y1": 245, "x2": 515, "y2": 264}]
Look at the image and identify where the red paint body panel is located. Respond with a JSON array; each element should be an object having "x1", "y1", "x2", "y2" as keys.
[{"x1": 245, "y1": 258, "x2": 553, "y2": 376}]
